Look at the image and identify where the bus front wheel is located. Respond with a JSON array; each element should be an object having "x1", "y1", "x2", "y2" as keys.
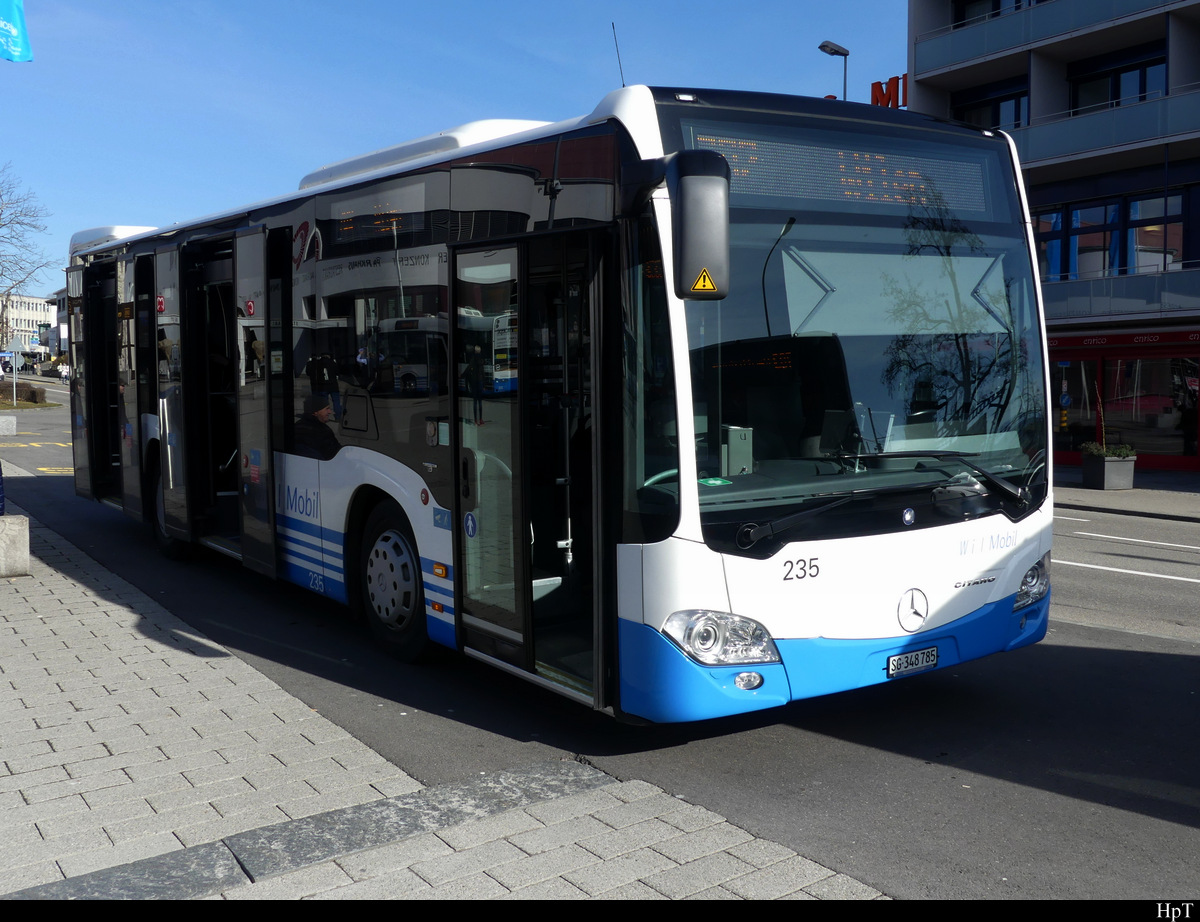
[{"x1": 360, "y1": 502, "x2": 427, "y2": 661}]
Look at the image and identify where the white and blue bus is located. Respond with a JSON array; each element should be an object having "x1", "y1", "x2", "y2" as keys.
[{"x1": 68, "y1": 86, "x2": 1051, "y2": 723}]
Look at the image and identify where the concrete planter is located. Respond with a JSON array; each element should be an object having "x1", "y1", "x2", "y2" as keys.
[
  {"x1": 0, "y1": 514, "x2": 30, "y2": 577},
  {"x1": 1081, "y1": 454, "x2": 1136, "y2": 490}
]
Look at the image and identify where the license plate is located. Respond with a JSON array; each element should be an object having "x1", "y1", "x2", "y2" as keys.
[{"x1": 887, "y1": 645, "x2": 938, "y2": 678}]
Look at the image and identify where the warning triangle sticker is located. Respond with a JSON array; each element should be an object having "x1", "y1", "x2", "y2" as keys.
[{"x1": 691, "y1": 268, "x2": 717, "y2": 292}]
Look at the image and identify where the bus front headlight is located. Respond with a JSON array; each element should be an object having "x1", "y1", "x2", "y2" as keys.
[
  {"x1": 663, "y1": 610, "x2": 781, "y2": 666},
  {"x1": 1014, "y1": 552, "x2": 1051, "y2": 609}
]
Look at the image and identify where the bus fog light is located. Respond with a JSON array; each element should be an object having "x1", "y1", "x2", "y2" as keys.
[
  {"x1": 734, "y1": 672, "x2": 763, "y2": 690},
  {"x1": 663, "y1": 610, "x2": 781, "y2": 666},
  {"x1": 1014, "y1": 552, "x2": 1050, "y2": 610}
]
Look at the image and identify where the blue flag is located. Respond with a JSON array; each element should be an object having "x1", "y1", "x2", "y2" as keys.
[{"x1": 1, "y1": 0, "x2": 32, "y2": 63}]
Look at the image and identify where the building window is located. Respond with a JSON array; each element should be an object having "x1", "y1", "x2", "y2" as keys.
[
  {"x1": 1069, "y1": 203, "x2": 1120, "y2": 279},
  {"x1": 1034, "y1": 210, "x2": 1061, "y2": 281},
  {"x1": 953, "y1": 91, "x2": 1028, "y2": 130},
  {"x1": 1103, "y1": 356, "x2": 1199, "y2": 457},
  {"x1": 1036, "y1": 191, "x2": 1187, "y2": 282},
  {"x1": 1051, "y1": 358, "x2": 1098, "y2": 452},
  {"x1": 1128, "y1": 195, "x2": 1183, "y2": 273},
  {"x1": 952, "y1": 77, "x2": 1029, "y2": 130},
  {"x1": 951, "y1": 0, "x2": 1026, "y2": 28},
  {"x1": 1069, "y1": 43, "x2": 1166, "y2": 115}
]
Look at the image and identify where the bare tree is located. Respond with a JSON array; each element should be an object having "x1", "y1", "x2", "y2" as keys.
[{"x1": 0, "y1": 163, "x2": 54, "y2": 346}]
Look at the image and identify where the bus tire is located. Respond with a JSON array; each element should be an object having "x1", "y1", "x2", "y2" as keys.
[
  {"x1": 360, "y1": 501, "x2": 427, "y2": 661},
  {"x1": 151, "y1": 464, "x2": 188, "y2": 560}
]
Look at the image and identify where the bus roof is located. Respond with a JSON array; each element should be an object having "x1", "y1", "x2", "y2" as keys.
[
  {"x1": 69, "y1": 226, "x2": 158, "y2": 259},
  {"x1": 298, "y1": 119, "x2": 553, "y2": 190},
  {"x1": 69, "y1": 85, "x2": 997, "y2": 262}
]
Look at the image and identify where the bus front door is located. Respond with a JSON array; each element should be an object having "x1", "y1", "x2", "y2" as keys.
[
  {"x1": 454, "y1": 247, "x2": 526, "y2": 668},
  {"x1": 524, "y1": 234, "x2": 597, "y2": 698},
  {"x1": 453, "y1": 236, "x2": 598, "y2": 703}
]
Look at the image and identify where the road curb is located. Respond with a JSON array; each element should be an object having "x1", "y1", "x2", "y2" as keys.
[
  {"x1": 1055, "y1": 501, "x2": 1200, "y2": 524},
  {"x1": 3, "y1": 761, "x2": 613, "y2": 900}
]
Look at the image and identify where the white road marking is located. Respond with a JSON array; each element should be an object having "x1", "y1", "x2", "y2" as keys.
[
  {"x1": 1057, "y1": 560, "x2": 1200, "y2": 584},
  {"x1": 1072, "y1": 532, "x2": 1200, "y2": 552}
]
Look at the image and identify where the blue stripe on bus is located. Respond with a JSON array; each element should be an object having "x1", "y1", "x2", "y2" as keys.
[
  {"x1": 282, "y1": 546, "x2": 324, "y2": 570},
  {"x1": 280, "y1": 532, "x2": 324, "y2": 556},
  {"x1": 277, "y1": 511, "x2": 322, "y2": 539},
  {"x1": 277, "y1": 512, "x2": 346, "y2": 551}
]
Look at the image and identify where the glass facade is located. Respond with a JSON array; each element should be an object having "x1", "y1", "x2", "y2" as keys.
[
  {"x1": 1037, "y1": 192, "x2": 1188, "y2": 282},
  {"x1": 1048, "y1": 335, "x2": 1200, "y2": 466},
  {"x1": 1102, "y1": 356, "x2": 1199, "y2": 457}
]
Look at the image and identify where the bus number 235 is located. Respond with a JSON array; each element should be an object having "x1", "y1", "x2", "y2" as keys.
[{"x1": 782, "y1": 558, "x2": 819, "y2": 580}]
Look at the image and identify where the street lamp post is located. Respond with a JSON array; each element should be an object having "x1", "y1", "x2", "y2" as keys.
[{"x1": 819, "y1": 40, "x2": 849, "y2": 101}]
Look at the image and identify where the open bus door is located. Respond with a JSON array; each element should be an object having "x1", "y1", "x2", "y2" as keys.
[
  {"x1": 180, "y1": 237, "x2": 241, "y2": 548},
  {"x1": 144, "y1": 230, "x2": 284, "y2": 569},
  {"x1": 234, "y1": 227, "x2": 276, "y2": 577},
  {"x1": 70, "y1": 260, "x2": 123, "y2": 504},
  {"x1": 158, "y1": 229, "x2": 276, "y2": 571},
  {"x1": 452, "y1": 233, "x2": 603, "y2": 705},
  {"x1": 67, "y1": 264, "x2": 92, "y2": 498}
]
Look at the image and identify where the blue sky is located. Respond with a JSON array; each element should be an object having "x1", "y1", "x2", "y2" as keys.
[{"x1": 4, "y1": 1, "x2": 908, "y2": 295}]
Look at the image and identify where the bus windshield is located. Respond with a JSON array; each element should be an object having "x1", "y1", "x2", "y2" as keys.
[{"x1": 662, "y1": 107, "x2": 1047, "y2": 547}]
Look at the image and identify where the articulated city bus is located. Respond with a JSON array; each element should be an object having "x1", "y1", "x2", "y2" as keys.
[{"x1": 68, "y1": 86, "x2": 1051, "y2": 723}]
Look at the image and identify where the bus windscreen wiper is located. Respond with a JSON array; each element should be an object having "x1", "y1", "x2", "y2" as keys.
[
  {"x1": 736, "y1": 494, "x2": 855, "y2": 549},
  {"x1": 735, "y1": 478, "x2": 934, "y2": 549},
  {"x1": 842, "y1": 451, "x2": 1030, "y2": 508}
]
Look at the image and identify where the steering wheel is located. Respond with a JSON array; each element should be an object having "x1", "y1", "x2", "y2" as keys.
[{"x1": 643, "y1": 468, "x2": 679, "y2": 487}]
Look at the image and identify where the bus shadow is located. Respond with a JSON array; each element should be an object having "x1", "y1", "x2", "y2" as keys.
[{"x1": 640, "y1": 636, "x2": 1200, "y2": 832}]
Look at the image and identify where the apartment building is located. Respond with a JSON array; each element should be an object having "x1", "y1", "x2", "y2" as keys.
[
  {"x1": 909, "y1": 0, "x2": 1200, "y2": 469},
  {"x1": 0, "y1": 292, "x2": 54, "y2": 358}
]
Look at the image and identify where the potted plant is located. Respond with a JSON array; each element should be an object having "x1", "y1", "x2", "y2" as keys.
[
  {"x1": 1079, "y1": 382, "x2": 1137, "y2": 490},
  {"x1": 1079, "y1": 440, "x2": 1136, "y2": 490}
]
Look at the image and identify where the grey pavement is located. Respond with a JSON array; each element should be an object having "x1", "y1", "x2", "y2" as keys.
[
  {"x1": 0, "y1": 470, "x2": 887, "y2": 901},
  {"x1": 1054, "y1": 464, "x2": 1200, "y2": 522}
]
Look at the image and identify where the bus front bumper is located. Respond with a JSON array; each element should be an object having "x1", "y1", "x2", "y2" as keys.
[{"x1": 617, "y1": 592, "x2": 1050, "y2": 723}]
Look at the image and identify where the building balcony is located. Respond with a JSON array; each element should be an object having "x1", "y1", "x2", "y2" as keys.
[
  {"x1": 1043, "y1": 262, "x2": 1200, "y2": 325},
  {"x1": 1008, "y1": 87, "x2": 1200, "y2": 166},
  {"x1": 914, "y1": 0, "x2": 1175, "y2": 76}
]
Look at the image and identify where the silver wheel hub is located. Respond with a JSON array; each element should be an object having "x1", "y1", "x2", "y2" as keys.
[{"x1": 366, "y1": 529, "x2": 417, "y2": 629}]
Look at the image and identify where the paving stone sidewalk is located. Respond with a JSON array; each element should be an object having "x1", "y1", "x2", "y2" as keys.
[{"x1": 0, "y1": 494, "x2": 886, "y2": 900}]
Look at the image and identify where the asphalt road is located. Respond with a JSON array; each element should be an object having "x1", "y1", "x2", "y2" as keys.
[{"x1": 2, "y1": 402, "x2": 1197, "y2": 899}]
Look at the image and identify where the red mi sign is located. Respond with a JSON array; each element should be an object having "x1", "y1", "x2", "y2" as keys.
[{"x1": 871, "y1": 74, "x2": 908, "y2": 108}]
